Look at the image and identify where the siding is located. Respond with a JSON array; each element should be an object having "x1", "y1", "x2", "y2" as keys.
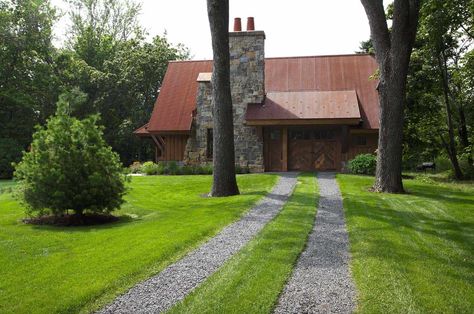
[{"x1": 160, "y1": 135, "x2": 188, "y2": 161}]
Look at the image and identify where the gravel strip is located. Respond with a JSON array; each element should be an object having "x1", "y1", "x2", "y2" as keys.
[
  {"x1": 274, "y1": 172, "x2": 356, "y2": 314},
  {"x1": 100, "y1": 172, "x2": 298, "y2": 314}
]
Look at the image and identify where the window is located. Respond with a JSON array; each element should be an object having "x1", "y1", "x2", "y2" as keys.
[
  {"x1": 269, "y1": 129, "x2": 280, "y2": 140},
  {"x1": 289, "y1": 129, "x2": 335, "y2": 140},
  {"x1": 206, "y1": 128, "x2": 213, "y2": 159},
  {"x1": 355, "y1": 136, "x2": 367, "y2": 146}
]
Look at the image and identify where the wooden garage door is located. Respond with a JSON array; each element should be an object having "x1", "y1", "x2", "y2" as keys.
[{"x1": 288, "y1": 129, "x2": 338, "y2": 171}]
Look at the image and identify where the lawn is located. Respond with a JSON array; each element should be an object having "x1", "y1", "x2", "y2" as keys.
[
  {"x1": 0, "y1": 174, "x2": 277, "y2": 314},
  {"x1": 169, "y1": 172, "x2": 318, "y2": 314},
  {"x1": 337, "y1": 174, "x2": 474, "y2": 313}
]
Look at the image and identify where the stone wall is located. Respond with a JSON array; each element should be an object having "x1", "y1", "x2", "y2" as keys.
[
  {"x1": 184, "y1": 82, "x2": 213, "y2": 166},
  {"x1": 184, "y1": 31, "x2": 266, "y2": 172}
]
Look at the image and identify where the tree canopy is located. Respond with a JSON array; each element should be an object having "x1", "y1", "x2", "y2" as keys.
[{"x1": 0, "y1": 0, "x2": 189, "y2": 178}]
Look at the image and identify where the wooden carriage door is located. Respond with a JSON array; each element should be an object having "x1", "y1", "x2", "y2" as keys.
[
  {"x1": 313, "y1": 141, "x2": 337, "y2": 170},
  {"x1": 288, "y1": 128, "x2": 339, "y2": 171},
  {"x1": 264, "y1": 128, "x2": 283, "y2": 171}
]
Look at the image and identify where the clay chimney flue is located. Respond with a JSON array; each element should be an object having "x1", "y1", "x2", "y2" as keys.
[
  {"x1": 233, "y1": 17, "x2": 242, "y2": 32},
  {"x1": 246, "y1": 17, "x2": 255, "y2": 31}
]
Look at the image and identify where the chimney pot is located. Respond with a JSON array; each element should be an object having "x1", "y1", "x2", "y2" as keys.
[
  {"x1": 233, "y1": 17, "x2": 242, "y2": 32},
  {"x1": 246, "y1": 17, "x2": 255, "y2": 31}
]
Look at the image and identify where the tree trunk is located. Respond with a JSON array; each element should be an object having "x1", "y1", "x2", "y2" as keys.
[
  {"x1": 361, "y1": 0, "x2": 421, "y2": 193},
  {"x1": 373, "y1": 71, "x2": 405, "y2": 192},
  {"x1": 438, "y1": 53, "x2": 464, "y2": 179},
  {"x1": 207, "y1": 0, "x2": 239, "y2": 196}
]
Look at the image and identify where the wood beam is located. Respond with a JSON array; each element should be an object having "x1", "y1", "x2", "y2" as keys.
[
  {"x1": 151, "y1": 135, "x2": 164, "y2": 157},
  {"x1": 282, "y1": 127, "x2": 288, "y2": 171}
]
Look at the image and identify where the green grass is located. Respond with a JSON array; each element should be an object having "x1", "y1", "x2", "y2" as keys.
[
  {"x1": 0, "y1": 174, "x2": 277, "y2": 314},
  {"x1": 168, "y1": 173, "x2": 318, "y2": 314},
  {"x1": 337, "y1": 174, "x2": 474, "y2": 313}
]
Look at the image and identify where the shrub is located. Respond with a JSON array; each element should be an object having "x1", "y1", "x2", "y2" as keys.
[
  {"x1": 235, "y1": 164, "x2": 250, "y2": 174},
  {"x1": 434, "y1": 156, "x2": 452, "y2": 172},
  {"x1": 14, "y1": 101, "x2": 127, "y2": 217},
  {"x1": 181, "y1": 165, "x2": 194, "y2": 175},
  {"x1": 348, "y1": 154, "x2": 377, "y2": 175},
  {"x1": 129, "y1": 161, "x2": 142, "y2": 174},
  {"x1": 141, "y1": 161, "x2": 160, "y2": 175},
  {"x1": 166, "y1": 161, "x2": 180, "y2": 175}
]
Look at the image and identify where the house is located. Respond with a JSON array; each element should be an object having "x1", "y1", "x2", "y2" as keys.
[{"x1": 135, "y1": 17, "x2": 379, "y2": 172}]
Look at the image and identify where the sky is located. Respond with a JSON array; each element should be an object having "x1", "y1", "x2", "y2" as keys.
[{"x1": 51, "y1": 0, "x2": 389, "y2": 60}]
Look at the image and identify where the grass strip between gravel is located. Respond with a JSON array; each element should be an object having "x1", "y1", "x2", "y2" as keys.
[
  {"x1": 168, "y1": 172, "x2": 318, "y2": 314},
  {"x1": 338, "y1": 174, "x2": 474, "y2": 313}
]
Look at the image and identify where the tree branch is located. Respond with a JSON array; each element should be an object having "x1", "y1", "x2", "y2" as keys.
[{"x1": 360, "y1": 0, "x2": 391, "y2": 63}]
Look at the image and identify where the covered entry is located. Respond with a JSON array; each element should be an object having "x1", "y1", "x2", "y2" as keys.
[{"x1": 247, "y1": 89, "x2": 364, "y2": 172}]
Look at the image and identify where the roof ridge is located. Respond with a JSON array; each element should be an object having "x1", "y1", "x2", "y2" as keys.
[{"x1": 169, "y1": 53, "x2": 374, "y2": 63}]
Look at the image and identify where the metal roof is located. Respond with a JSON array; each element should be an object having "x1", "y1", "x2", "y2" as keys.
[
  {"x1": 246, "y1": 90, "x2": 361, "y2": 123},
  {"x1": 143, "y1": 54, "x2": 379, "y2": 133}
]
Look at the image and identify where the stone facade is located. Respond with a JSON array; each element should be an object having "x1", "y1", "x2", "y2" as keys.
[{"x1": 184, "y1": 31, "x2": 266, "y2": 172}]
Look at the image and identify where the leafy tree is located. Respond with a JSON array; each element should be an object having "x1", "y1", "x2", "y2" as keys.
[
  {"x1": 14, "y1": 93, "x2": 127, "y2": 217},
  {"x1": 0, "y1": 0, "x2": 59, "y2": 178},
  {"x1": 59, "y1": 0, "x2": 189, "y2": 165},
  {"x1": 404, "y1": 0, "x2": 473, "y2": 178},
  {"x1": 207, "y1": 0, "x2": 239, "y2": 196},
  {"x1": 361, "y1": 0, "x2": 421, "y2": 193}
]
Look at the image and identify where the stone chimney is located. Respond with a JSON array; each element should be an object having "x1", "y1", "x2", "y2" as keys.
[
  {"x1": 229, "y1": 17, "x2": 265, "y2": 105},
  {"x1": 228, "y1": 17, "x2": 265, "y2": 172}
]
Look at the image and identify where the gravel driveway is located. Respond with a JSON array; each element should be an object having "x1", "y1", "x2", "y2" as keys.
[
  {"x1": 274, "y1": 172, "x2": 356, "y2": 314},
  {"x1": 99, "y1": 172, "x2": 298, "y2": 314}
]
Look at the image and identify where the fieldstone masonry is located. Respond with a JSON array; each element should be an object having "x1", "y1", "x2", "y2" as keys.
[{"x1": 184, "y1": 31, "x2": 266, "y2": 172}]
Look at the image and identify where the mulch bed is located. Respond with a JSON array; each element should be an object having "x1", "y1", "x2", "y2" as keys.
[{"x1": 23, "y1": 213, "x2": 119, "y2": 226}]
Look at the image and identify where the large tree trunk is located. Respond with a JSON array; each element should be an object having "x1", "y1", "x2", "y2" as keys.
[
  {"x1": 207, "y1": 0, "x2": 239, "y2": 196},
  {"x1": 361, "y1": 0, "x2": 421, "y2": 193}
]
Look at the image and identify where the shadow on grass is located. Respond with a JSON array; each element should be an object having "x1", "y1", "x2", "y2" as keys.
[
  {"x1": 343, "y1": 182, "x2": 474, "y2": 287},
  {"x1": 28, "y1": 214, "x2": 139, "y2": 232}
]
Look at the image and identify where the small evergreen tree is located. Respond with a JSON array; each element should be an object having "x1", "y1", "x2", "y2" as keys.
[{"x1": 14, "y1": 95, "x2": 127, "y2": 217}]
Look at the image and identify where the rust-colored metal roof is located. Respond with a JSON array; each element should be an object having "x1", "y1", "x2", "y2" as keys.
[
  {"x1": 144, "y1": 54, "x2": 379, "y2": 133},
  {"x1": 246, "y1": 90, "x2": 361, "y2": 123},
  {"x1": 147, "y1": 60, "x2": 212, "y2": 132},
  {"x1": 133, "y1": 123, "x2": 150, "y2": 136},
  {"x1": 264, "y1": 54, "x2": 379, "y2": 129}
]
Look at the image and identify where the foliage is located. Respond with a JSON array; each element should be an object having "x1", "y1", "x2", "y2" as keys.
[
  {"x1": 0, "y1": 0, "x2": 190, "y2": 178},
  {"x1": 140, "y1": 161, "x2": 160, "y2": 175},
  {"x1": 128, "y1": 161, "x2": 142, "y2": 174},
  {"x1": 0, "y1": 138, "x2": 23, "y2": 179},
  {"x1": 348, "y1": 154, "x2": 377, "y2": 175},
  {"x1": 0, "y1": 0, "x2": 60, "y2": 178},
  {"x1": 0, "y1": 174, "x2": 276, "y2": 313},
  {"x1": 14, "y1": 97, "x2": 127, "y2": 217},
  {"x1": 138, "y1": 161, "x2": 214, "y2": 175},
  {"x1": 403, "y1": 0, "x2": 473, "y2": 178},
  {"x1": 338, "y1": 174, "x2": 474, "y2": 313},
  {"x1": 169, "y1": 173, "x2": 317, "y2": 314}
]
